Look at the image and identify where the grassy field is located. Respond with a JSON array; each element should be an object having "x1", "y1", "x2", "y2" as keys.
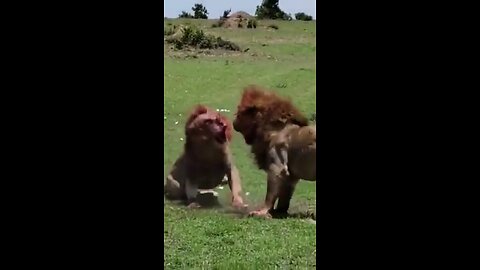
[{"x1": 164, "y1": 18, "x2": 316, "y2": 269}]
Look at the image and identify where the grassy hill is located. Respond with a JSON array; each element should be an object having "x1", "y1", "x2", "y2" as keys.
[{"x1": 164, "y1": 18, "x2": 316, "y2": 269}]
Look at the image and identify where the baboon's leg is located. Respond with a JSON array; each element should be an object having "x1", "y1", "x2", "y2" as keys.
[{"x1": 164, "y1": 174, "x2": 186, "y2": 200}]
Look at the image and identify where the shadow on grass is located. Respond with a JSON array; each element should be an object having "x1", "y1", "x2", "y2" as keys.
[
  {"x1": 221, "y1": 207, "x2": 316, "y2": 220},
  {"x1": 268, "y1": 209, "x2": 316, "y2": 220},
  {"x1": 166, "y1": 195, "x2": 316, "y2": 221},
  {"x1": 165, "y1": 193, "x2": 223, "y2": 209}
]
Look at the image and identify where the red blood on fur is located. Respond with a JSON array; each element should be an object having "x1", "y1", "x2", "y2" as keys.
[{"x1": 185, "y1": 104, "x2": 233, "y2": 142}]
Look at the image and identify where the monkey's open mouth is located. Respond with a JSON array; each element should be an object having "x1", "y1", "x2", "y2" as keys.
[{"x1": 214, "y1": 133, "x2": 227, "y2": 143}]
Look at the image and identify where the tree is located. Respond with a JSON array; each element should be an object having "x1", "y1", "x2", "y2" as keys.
[
  {"x1": 222, "y1": 9, "x2": 232, "y2": 19},
  {"x1": 192, "y1": 3, "x2": 208, "y2": 19},
  {"x1": 255, "y1": 0, "x2": 291, "y2": 20}
]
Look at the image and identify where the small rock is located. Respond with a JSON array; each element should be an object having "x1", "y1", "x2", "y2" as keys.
[
  {"x1": 198, "y1": 189, "x2": 218, "y2": 196},
  {"x1": 305, "y1": 219, "x2": 316, "y2": 225}
]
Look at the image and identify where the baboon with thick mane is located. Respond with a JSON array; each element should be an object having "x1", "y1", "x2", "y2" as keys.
[{"x1": 233, "y1": 85, "x2": 316, "y2": 217}]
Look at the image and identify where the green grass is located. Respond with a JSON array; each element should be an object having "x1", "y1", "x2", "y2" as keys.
[{"x1": 164, "y1": 18, "x2": 316, "y2": 269}]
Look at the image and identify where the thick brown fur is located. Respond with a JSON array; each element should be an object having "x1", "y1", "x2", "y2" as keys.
[
  {"x1": 233, "y1": 85, "x2": 316, "y2": 218},
  {"x1": 165, "y1": 105, "x2": 247, "y2": 209}
]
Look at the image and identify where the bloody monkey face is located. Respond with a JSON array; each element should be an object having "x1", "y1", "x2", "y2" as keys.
[
  {"x1": 185, "y1": 105, "x2": 233, "y2": 144},
  {"x1": 191, "y1": 113, "x2": 228, "y2": 143}
]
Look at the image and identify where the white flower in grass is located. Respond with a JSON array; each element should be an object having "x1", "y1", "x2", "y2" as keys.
[
  {"x1": 175, "y1": 121, "x2": 179, "y2": 125},
  {"x1": 180, "y1": 137, "x2": 184, "y2": 141},
  {"x1": 245, "y1": 192, "x2": 250, "y2": 196}
]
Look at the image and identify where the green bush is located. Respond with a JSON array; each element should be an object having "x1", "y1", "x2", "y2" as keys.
[
  {"x1": 165, "y1": 25, "x2": 240, "y2": 51},
  {"x1": 212, "y1": 18, "x2": 226, "y2": 28},
  {"x1": 178, "y1": 11, "x2": 194, "y2": 18},
  {"x1": 295, "y1": 12, "x2": 313, "y2": 21},
  {"x1": 164, "y1": 26, "x2": 175, "y2": 36}
]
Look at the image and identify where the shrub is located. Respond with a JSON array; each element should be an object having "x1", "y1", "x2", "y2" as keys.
[
  {"x1": 295, "y1": 12, "x2": 313, "y2": 21},
  {"x1": 268, "y1": 24, "x2": 279, "y2": 30},
  {"x1": 164, "y1": 26, "x2": 175, "y2": 36},
  {"x1": 178, "y1": 11, "x2": 194, "y2": 18},
  {"x1": 165, "y1": 25, "x2": 240, "y2": 51},
  {"x1": 284, "y1": 13, "x2": 293, "y2": 21},
  {"x1": 247, "y1": 19, "x2": 257, "y2": 29},
  {"x1": 212, "y1": 19, "x2": 226, "y2": 28}
]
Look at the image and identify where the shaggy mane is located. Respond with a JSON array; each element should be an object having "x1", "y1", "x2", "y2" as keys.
[
  {"x1": 237, "y1": 85, "x2": 309, "y2": 130},
  {"x1": 235, "y1": 85, "x2": 310, "y2": 169}
]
